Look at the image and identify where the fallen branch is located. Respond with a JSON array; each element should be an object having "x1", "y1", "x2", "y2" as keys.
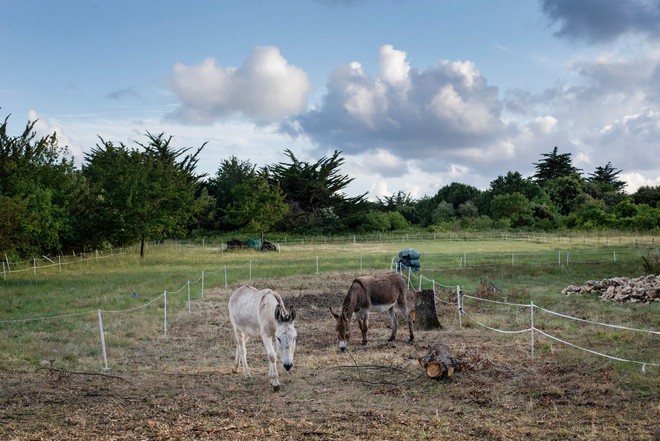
[{"x1": 38, "y1": 366, "x2": 129, "y2": 382}]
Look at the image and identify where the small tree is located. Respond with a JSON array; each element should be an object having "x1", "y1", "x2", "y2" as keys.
[{"x1": 225, "y1": 174, "x2": 288, "y2": 244}]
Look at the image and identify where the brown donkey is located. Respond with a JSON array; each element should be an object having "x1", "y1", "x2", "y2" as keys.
[{"x1": 329, "y1": 272, "x2": 414, "y2": 351}]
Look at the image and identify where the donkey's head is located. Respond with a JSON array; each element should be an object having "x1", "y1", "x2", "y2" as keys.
[
  {"x1": 329, "y1": 307, "x2": 351, "y2": 351},
  {"x1": 274, "y1": 304, "x2": 297, "y2": 371}
]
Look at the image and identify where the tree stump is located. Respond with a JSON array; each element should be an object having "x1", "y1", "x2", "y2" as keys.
[
  {"x1": 418, "y1": 343, "x2": 460, "y2": 380},
  {"x1": 413, "y1": 289, "x2": 442, "y2": 330}
]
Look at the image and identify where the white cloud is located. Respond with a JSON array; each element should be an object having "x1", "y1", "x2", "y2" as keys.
[
  {"x1": 168, "y1": 46, "x2": 311, "y2": 124},
  {"x1": 285, "y1": 45, "x2": 506, "y2": 159},
  {"x1": 28, "y1": 110, "x2": 84, "y2": 162}
]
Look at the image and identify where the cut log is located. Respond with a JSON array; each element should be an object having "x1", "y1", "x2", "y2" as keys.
[
  {"x1": 413, "y1": 289, "x2": 442, "y2": 330},
  {"x1": 417, "y1": 343, "x2": 459, "y2": 380}
]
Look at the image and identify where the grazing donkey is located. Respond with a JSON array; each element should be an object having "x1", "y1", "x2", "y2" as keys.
[
  {"x1": 228, "y1": 285, "x2": 297, "y2": 391},
  {"x1": 330, "y1": 272, "x2": 414, "y2": 351}
]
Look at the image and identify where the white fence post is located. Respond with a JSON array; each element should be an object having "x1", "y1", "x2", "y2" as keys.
[
  {"x1": 224, "y1": 266, "x2": 228, "y2": 289},
  {"x1": 33, "y1": 258, "x2": 36, "y2": 275},
  {"x1": 58, "y1": 255, "x2": 61, "y2": 271},
  {"x1": 163, "y1": 290, "x2": 168, "y2": 336},
  {"x1": 316, "y1": 256, "x2": 319, "y2": 274},
  {"x1": 457, "y1": 286, "x2": 462, "y2": 327},
  {"x1": 187, "y1": 280, "x2": 191, "y2": 313},
  {"x1": 530, "y1": 301, "x2": 535, "y2": 358},
  {"x1": 97, "y1": 310, "x2": 110, "y2": 371}
]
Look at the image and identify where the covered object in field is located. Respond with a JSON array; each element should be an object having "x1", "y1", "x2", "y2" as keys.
[
  {"x1": 397, "y1": 248, "x2": 421, "y2": 272},
  {"x1": 226, "y1": 238, "x2": 278, "y2": 252}
]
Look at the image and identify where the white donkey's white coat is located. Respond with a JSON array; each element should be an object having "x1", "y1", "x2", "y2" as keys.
[{"x1": 228, "y1": 285, "x2": 297, "y2": 391}]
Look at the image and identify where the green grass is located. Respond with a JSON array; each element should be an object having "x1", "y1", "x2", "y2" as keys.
[{"x1": 0, "y1": 236, "x2": 658, "y2": 374}]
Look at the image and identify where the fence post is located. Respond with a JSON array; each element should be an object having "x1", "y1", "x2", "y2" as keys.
[
  {"x1": 224, "y1": 265, "x2": 228, "y2": 289},
  {"x1": 58, "y1": 255, "x2": 61, "y2": 271},
  {"x1": 316, "y1": 256, "x2": 319, "y2": 274},
  {"x1": 530, "y1": 301, "x2": 535, "y2": 358},
  {"x1": 97, "y1": 310, "x2": 110, "y2": 371},
  {"x1": 187, "y1": 280, "x2": 191, "y2": 313},
  {"x1": 33, "y1": 258, "x2": 36, "y2": 275},
  {"x1": 360, "y1": 253, "x2": 363, "y2": 271},
  {"x1": 457, "y1": 286, "x2": 462, "y2": 327},
  {"x1": 163, "y1": 290, "x2": 168, "y2": 336},
  {"x1": 201, "y1": 271, "x2": 205, "y2": 300},
  {"x1": 613, "y1": 251, "x2": 616, "y2": 262},
  {"x1": 558, "y1": 251, "x2": 561, "y2": 266}
]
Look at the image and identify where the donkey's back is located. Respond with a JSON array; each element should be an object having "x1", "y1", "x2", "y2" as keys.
[{"x1": 229, "y1": 285, "x2": 278, "y2": 336}]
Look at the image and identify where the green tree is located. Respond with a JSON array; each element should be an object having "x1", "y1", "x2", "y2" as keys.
[
  {"x1": 204, "y1": 156, "x2": 257, "y2": 231},
  {"x1": 587, "y1": 161, "x2": 626, "y2": 194},
  {"x1": 376, "y1": 191, "x2": 416, "y2": 212},
  {"x1": 544, "y1": 174, "x2": 585, "y2": 215},
  {"x1": 490, "y1": 192, "x2": 534, "y2": 227},
  {"x1": 0, "y1": 115, "x2": 77, "y2": 257},
  {"x1": 82, "y1": 134, "x2": 207, "y2": 258},
  {"x1": 268, "y1": 149, "x2": 367, "y2": 231},
  {"x1": 432, "y1": 182, "x2": 481, "y2": 210},
  {"x1": 632, "y1": 185, "x2": 660, "y2": 208},
  {"x1": 532, "y1": 146, "x2": 581, "y2": 185},
  {"x1": 225, "y1": 173, "x2": 288, "y2": 243}
]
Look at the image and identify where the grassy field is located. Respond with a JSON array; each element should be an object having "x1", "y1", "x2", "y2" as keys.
[{"x1": 0, "y1": 236, "x2": 658, "y2": 440}]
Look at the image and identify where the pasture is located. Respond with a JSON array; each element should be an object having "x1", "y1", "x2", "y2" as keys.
[{"x1": 1, "y1": 235, "x2": 658, "y2": 440}]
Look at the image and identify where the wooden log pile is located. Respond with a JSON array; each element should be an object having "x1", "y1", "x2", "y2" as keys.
[
  {"x1": 562, "y1": 274, "x2": 659, "y2": 303},
  {"x1": 417, "y1": 343, "x2": 460, "y2": 380}
]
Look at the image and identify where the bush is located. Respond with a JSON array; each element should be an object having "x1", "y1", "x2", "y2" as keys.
[{"x1": 640, "y1": 251, "x2": 660, "y2": 275}]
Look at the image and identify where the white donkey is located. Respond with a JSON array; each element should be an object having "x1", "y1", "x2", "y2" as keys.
[{"x1": 228, "y1": 285, "x2": 297, "y2": 391}]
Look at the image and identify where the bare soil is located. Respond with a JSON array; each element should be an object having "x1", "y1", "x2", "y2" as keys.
[{"x1": 1, "y1": 271, "x2": 658, "y2": 440}]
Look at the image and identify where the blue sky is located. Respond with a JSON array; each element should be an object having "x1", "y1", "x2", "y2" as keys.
[{"x1": 2, "y1": 0, "x2": 659, "y2": 200}]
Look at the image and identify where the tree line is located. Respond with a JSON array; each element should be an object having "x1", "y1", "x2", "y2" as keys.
[{"x1": 1, "y1": 114, "x2": 658, "y2": 258}]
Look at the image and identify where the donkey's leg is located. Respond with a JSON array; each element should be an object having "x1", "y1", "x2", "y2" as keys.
[
  {"x1": 261, "y1": 334, "x2": 280, "y2": 391},
  {"x1": 387, "y1": 307, "x2": 398, "y2": 341},
  {"x1": 359, "y1": 311, "x2": 369, "y2": 345},
  {"x1": 233, "y1": 331, "x2": 251, "y2": 378},
  {"x1": 398, "y1": 303, "x2": 415, "y2": 342}
]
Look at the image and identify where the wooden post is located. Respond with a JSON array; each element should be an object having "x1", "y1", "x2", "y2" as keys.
[{"x1": 413, "y1": 290, "x2": 442, "y2": 330}]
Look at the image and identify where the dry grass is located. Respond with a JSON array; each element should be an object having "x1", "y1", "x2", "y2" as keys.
[{"x1": 1, "y1": 269, "x2": 658, "y2": 440}]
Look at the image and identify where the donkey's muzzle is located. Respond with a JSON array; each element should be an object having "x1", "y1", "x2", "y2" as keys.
[{"x1": 283, "y1": 362, "x2": 293, "y2": 371}]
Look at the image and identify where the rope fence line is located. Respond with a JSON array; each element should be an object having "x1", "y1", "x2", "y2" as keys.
[
  {"x1": 399, "y1": 264, "x2": 659, "y2": 369},
  {"x1": 1, "y1": 254, "x2": 658, "y2": 371}
]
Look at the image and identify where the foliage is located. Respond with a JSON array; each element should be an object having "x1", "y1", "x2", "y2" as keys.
[
  {"x1": 532, "y1": 146, "x2": 581, "y2": 184},
  {"x1": 587, "y1": 161, "x2": 626, "y2": 194},
  {"x1": 0, "y1": 115, "x2": 78, "y2": 257},
  {"x1": 81, "y1": 133, "x2": 208, "y2": 257},
  {"x1": 268, "y1": 149, "x2": 368, "y2": 231},
  {"x1": 224, "y1": 173, "x2": 288, "y2": 242},
  {"x1": 640, "y1": 251, "x2": 660, "y2": 275},
  {"x1": 203, "y1": 156, "x2": 257, "y2": 231}
]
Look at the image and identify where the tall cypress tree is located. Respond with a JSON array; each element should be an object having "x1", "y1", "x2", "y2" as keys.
[{"x1": 532, "y1": 146, "x2": 581, "y2": 185}]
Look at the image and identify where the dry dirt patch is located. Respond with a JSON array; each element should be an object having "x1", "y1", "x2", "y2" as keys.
[{"x1": 1, "y1": 273, "x2": 657, "y2": 440}]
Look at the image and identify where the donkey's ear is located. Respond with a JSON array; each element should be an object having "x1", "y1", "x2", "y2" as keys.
[
  {"x1": 288, "y1": 306, "x2": 296, "y2": 322},
  {"x1": 275, "y1": 304, "x2": 283, "y2": 322},
  {"x1": 329, "y1": 307, "x2": 339, "y2": 319}
]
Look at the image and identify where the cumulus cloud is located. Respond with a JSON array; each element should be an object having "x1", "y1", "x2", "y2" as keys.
[
  {"x1": 283, "y1": 45, "x2": 508, "y2": 175},
  {"x1": 27, "y1": 110, "x2": 84, "y2": 162},
  {"x1": 541, "y1": 0, "x2": 660, "y2": 43},
  {"x1": 167, "y1": 46, "x2": 311, "y2": 124}
]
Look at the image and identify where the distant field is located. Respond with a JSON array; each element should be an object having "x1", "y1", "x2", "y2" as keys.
[{"x1": 1, "y1": 235, "x2": 658, "y2": 440}]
